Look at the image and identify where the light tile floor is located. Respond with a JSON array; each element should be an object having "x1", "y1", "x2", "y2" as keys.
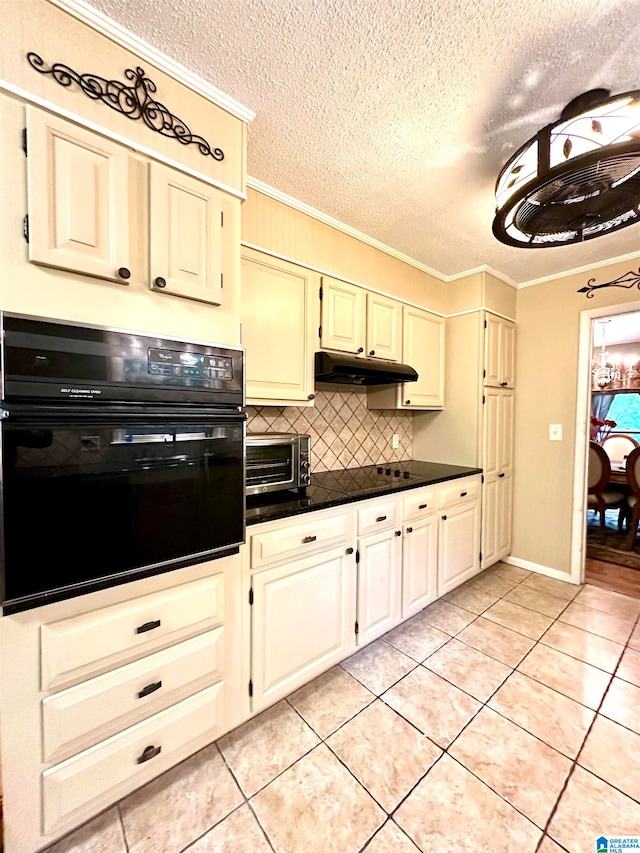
[{"x1": 46, "y1": 563, "x2": 640, "y2": 853}]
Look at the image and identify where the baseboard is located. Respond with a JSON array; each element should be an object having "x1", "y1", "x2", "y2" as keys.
[{"x1": 501, "y1": 555, "x2": 579, "y2": 584}]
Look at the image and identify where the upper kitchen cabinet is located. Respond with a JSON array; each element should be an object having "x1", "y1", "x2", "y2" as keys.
[
  {"x1": 149, "y1": 163, "x2": 231, "y2": 305},
  {"x1": 484, "y1": 313, "x2": 515, "y2": 387},
  {"x1": 26, "y1": 108, "x2": 130, "y2": 284},
  {"x1": 320, "y1": 276, "x2": 366, "y2": 354},
  {"x1": 241, "y1": 247, "x2": 318, "y2": 406},
  {"x1": 320, "y1": 277, "x2": 402, "y2": 361},
  {"x1": 368, "y1": 305, "x2": 445, "y2": 411}
]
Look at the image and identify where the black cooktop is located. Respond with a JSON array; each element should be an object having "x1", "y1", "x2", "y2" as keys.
[{"x1": 246, "y1": 459, "x2": 482, "y2": 525}]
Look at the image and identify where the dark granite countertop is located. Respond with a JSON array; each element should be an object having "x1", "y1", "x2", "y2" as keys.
[{"x1": 246, "y1": 459, "x2": 482, "y2": 525}]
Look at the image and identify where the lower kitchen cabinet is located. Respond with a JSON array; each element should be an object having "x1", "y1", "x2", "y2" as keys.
[
  {"x1": 249, "y1": 545, "x2": 356, "y2": 713},
  {"x1": 481, "y1": 473, "x2": 513, "y2": 568},
  {"x1": 402, "y1": 514, "x2": 438, "y2": 619},
  {"x1": 355, "y1": 526, "x2": 402, "y2": 646},
  {"x1": 438, "y1": 499, "x2": 481, "y2": 595}
]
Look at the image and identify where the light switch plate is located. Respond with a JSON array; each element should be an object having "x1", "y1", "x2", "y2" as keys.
[{"x1": 549, "y1": 424, "x2": 563, "y2": 441}]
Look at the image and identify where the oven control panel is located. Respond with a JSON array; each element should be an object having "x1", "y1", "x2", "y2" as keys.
[{"x1": 149, "y1": 349, "x2": 234, "y2": 380}]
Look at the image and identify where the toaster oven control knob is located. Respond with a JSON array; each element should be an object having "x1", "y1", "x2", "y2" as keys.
[
  {"x1": 377, "y1": 467, "x2": 383, "y2": 474},
  {"x1": 394, "y1": 470, "x2": 400, "y2": 477},
  {"x1": 117, "y1": 267, "x2": 131, "y2": 280},
  {"x1": 154, "y1": 276, "x2": 167, "y2": 289},
  {"x1": 301, "y1": 461, "x2": 310, "y2": 469}
]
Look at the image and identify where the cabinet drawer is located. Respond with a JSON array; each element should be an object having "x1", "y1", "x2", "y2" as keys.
[
  {"x1": 41, "y1": 575, "x2": 224, "y2": 691},
  {"x1": 438, "y1": 478, "x2": 480, "y2": 510},
  {"x1": 403, "y1": 488, "x2": 437, "y2": 522},
  {"x1": 42, "y1": 629, "x2": 224, "y2": 763},
  {"x1": 357, "y1": 499, "x2": 400, "y2": 536},
  {"x1": 42, "y1": 683, "x2": 224, "y2": 836},
  {"x1": 250, "y1": 511, "x2": 349, "y2": 569}
]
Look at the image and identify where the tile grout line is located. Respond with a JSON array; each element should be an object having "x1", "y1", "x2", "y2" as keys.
[{"x1": 531, "y1": 604, "x2": 640, "y2": 853}]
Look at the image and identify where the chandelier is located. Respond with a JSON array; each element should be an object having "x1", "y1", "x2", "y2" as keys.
[
  {"x1": 592, "y1": 319, "x2": 621, "y2": 389},
  {"x1": 493, "y1": 88, "x2": 640, "y2": 247}
]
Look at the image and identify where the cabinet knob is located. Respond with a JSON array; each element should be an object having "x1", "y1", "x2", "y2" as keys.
[
  {"x1": 117, "y1": 267, "x2": 131, "y2": 280},
  {"x1": 307, "y1": 393, "x2": 316, "y2": 400},
  {"x1": 442, "y1": 515, "x2": 447, "y2": 521},
  {"x1": 154, "y1": 276, "x2": 167, "y2": 289},
  {"x1": 357, "y1": 347, "x2": 364, "y2": 353},
  {"x1": 405, "y1": 400, "x2": 411, "y2": 405},
  {"x1": 346, "y1": 547, "x2": 354, "y2": 555},
  {"x1": 369, "y1": 350, "x2": 375, "y2": 356},
  {"x1": 395, "y1": 529, "x2": 402, "y2": 537},
  {"x1": 406, "y1": 526, "x2": 413, "y2": 533}
]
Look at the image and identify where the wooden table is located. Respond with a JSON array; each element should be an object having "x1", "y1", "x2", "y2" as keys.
[{"x1": 610, "y1": 465, "x2": 629, "y2": 486}]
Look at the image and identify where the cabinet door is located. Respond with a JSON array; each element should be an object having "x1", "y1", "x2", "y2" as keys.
[
  {"x1": 400, "y1": 306, "x2": 445, "y2": 409},
  {"x1": 482, "y1": 388, "x2": 514, "y2": 478},
  {"x1": 320, "y1": 277, "x2": 366, "y2": 354},
  {"x1": 250, "y1": 548, "x2": 354, "y2": 713},
  {"x1": 242, "y1": 249, "x2": 316, "y2": 405},
  {"x1": 26, "y1": 107, "x2": 129, "y2": 282},
  {"x1": 481, "y1": 475, "x2": 512, "y2": 569},
  {"x1": 356, "y1": 528, "x2": 402, "y2": 645},
  {"x1": 402, "y1": 516, "x2": 438, "y2": 619},
  {"x1": 149, "y1": 163, "x2": 225, "y2": 304},
  {"x1": 366, "y1": 292, "x2": 402, "y2": 361},
  {"x1": 438, "y1": 501, "x2": 481, "y2": 595},
  {"x1": 484, "y1": 314, "x2": 515, "y2": 387}
]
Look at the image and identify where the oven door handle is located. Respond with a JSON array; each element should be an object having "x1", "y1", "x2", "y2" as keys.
[{"x1": 136, "y1": 455, "x2": 189, "y2": 466}]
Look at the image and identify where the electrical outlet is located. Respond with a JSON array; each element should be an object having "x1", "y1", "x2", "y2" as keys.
[{"x1": 392, "y1": 433, "x2": 399, "y2": 449}]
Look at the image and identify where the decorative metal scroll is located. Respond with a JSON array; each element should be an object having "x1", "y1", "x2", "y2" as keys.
[
  {"x1": 26, "y1": 52, "x2": 224, "y2": 161},
  {"x1": 577, "y1": 269, "x2": 640, "y2": 297}
]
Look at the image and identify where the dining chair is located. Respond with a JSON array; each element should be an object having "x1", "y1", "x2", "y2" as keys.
[
  {"x1": 587, "y1": 440, "x2": 626, "y2": 542},
  {"x1": 623, "y1": 445, "x2": 640, "y2": 550},
  {"x1": 601, "y1": 433, "x2": 639, "y2": 468}
]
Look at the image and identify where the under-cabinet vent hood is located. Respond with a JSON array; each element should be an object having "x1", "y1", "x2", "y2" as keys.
[{"x1": 314, "y1": 351, "x2": 419, "y2": 386}]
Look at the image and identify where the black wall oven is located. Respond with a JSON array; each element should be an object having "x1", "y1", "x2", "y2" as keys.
[{"x1": 0, "y1": 314, "x2": 245, "y2": 614}]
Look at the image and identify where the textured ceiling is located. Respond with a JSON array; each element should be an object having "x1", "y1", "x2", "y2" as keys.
[{"x1": 87, "y1": 0, "x2": 640, "y2": 283}]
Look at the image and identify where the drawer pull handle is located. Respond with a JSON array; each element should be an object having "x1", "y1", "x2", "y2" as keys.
[
  {"x1": 498, "y1": 472, "x2": 505, "y2": 478},
  {"x1": 460, "y1": 491, "x2": 468, "y2": 497},
  {"x1": 376, "y1": 515, "x2": 387, "y2": 522},
  {"x1": 137, "y1": 744, "x2": 162, "y2": 764},
  {"x1": 138, "y1": 680, "x2": 162, "y2": 699},
  {"x1": 136, "y1": 619, "x2": 161, "y2": 634},
  {"x1": 302, "y1": 535, "x2": 317, "y2": 543},
  {"x1": 419, "y1": 503, "x2": 428, "y2": 509}
]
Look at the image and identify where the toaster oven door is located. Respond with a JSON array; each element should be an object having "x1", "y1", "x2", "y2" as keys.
[{"x1": 246, "y1": 439, "x2": 297, "y2": 495}]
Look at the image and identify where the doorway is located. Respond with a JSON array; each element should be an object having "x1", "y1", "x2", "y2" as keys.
[{"x1": 572, "y1": 299, "x2": 640, "y2": 596}]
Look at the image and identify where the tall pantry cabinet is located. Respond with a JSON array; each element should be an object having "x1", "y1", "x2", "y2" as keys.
[{"x1": 412, "y1": 274, "x2": 516, "y2": 570}]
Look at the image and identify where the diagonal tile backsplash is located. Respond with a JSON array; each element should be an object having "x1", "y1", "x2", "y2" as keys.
[{"x1": 246, "y1": 388, "x2": 413, "y2": 472}]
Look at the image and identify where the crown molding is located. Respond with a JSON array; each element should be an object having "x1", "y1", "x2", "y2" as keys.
[
  {"x1": 447, "y1": 264, "x2": 518, "y2": 288},
  {"x1": 518, "y1": 249, "x2": 640, "y2": 289},
  {"x1": 47, "y1": 0, "x2": 255, "y2": 123}
]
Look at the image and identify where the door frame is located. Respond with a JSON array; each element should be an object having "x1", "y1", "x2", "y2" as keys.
[{"x1": 570, "y1": 297, "x2": 640, "y2": 584}]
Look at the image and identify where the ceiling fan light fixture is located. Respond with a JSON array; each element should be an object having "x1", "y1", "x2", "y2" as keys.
[{"x1": 493, "y1": 88, "x2": 640, "y2": 247}]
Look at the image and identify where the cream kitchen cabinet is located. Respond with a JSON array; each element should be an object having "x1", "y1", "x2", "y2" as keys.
[
  {"x1": 484, "y1": 313, "x2": 516, "y2": 388},
  {"x1": 149, "y1": 162, "x2": 231, "y2": 305},
  {"x1": 25, "y1": 107, "x2": 236, "y2": 305},
  {"x1": 401, "y1": 487, "x2": 438, "y2": 619},
  {"x1": 0, "y1": 556, "x2": 239, "y2": 853},
  {"x1": 481, "y1": 387, "x2": 514, "y2": 567},
  {"x1": 320, "y1": 277, "x2": 403, "y2": 361},
  {"x1": 355, "y1": 497, "x2": 403, "y2": 645},
  {"x1": 241, "y1": 247, "x2": 318, "y2": 405},
  {"x1": 26, "y1": 107, "x2": 130, "y2": 284},
  {"x1": 437, "y1": 477, "x2": 482, "y2": 594},
  {"x1": 245, "y1": 507, "x2": 356, "y2": 714},
  {"x1": 368, "y1": 305, "x2": 445, "y2": 410}
]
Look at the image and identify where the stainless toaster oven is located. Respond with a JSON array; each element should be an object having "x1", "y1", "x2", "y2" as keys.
[{"x1": 246, "y1": 433, "x2": 311, "y2": 495}]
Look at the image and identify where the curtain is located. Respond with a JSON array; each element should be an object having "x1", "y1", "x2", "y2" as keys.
[{"x1": 592, "y1": 393, "x2": 615, "y2": 420}]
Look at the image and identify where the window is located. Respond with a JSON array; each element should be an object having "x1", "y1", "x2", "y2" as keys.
[{"x1": 607, "y1": 392, "x2": 640, "y2": 437}]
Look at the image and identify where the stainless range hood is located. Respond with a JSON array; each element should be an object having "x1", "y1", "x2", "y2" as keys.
[{"x1": 314, "y1": 351, "x2": 418, "y2": 386}]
